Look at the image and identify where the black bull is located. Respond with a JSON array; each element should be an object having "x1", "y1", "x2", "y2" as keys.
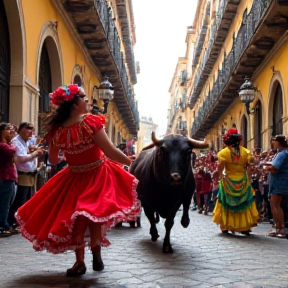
[{"x1": 130, "y1": 132, "x2": 208, "y2": 253}]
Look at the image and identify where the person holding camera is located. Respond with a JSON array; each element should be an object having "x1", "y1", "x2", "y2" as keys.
[
  {"x1": 265, "y1": 135, "x2": 288, "y2": 238},
  {"x1": 8, "y1": 122, "x2": 44, "y2": 228}
]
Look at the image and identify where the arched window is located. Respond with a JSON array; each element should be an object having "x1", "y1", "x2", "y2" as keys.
[
  {"x1": 241, "y1": 116, "x2": 248, "y2": 148},
  {"x1": 0, "y1": 0, "x2": 10, "y2": 122},
  {"x1": 254, "y1": 100, "x2": 262, "y2": 150},
  {"x1": 272, "y1": 83, "x2": 283, "y2": 135}
]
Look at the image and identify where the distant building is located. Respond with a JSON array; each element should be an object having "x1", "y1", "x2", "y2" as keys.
[{"x1": 136, "y1": 116, "x2": 158, "y2": 153}]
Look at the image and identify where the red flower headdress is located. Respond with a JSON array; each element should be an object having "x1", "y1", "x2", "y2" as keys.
[
  {"x1": 223, "y1": 128, "x2": 242, "y2": 143},
  {"x1": 223, "y1": 128, "x2": 242, "y2": 162},
  {"x1": 49, "y1": 84, "x2": 85, "y2": 106}
]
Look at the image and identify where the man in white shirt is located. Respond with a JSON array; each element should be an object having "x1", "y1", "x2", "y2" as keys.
[{"x1": 8, "y1": 122, "x2": 44, "y2": 227}]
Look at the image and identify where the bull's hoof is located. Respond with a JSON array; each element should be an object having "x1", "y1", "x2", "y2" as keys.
[
  {"x1": 181, "y1": 217, "x2": 190, "y2": 228},
  {"x1": 162, "y1": 244, "x2": 173, "y2": 253},
  {"x1": 151, "y1": 234, "x2": 160, "y2": 242},
  {"x1": 150, "y1": 228, "x2": 159, "y2": 242}
]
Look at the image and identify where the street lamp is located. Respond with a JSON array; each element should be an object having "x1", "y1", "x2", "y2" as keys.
[
  {"x1": 93, "y1": 76, "x2": 114, "y2": 114},
  {"x1": 238, "y1": 76, "x2": 257, "y2": 115}
]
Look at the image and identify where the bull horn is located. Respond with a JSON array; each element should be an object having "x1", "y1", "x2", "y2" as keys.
[
  {"x1": 141, "y1": 143, "x2": 155, "y2": 151},
  {"x1": 151, "y1": 131, "x2": 163, "y2": 146},
  {"x1": 187, "y1": 137, "x2": 209, "y2": 149}
]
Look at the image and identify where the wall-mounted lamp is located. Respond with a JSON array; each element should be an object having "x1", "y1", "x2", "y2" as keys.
[
  {"x1": 93, "y1": 76, "x2": 114, "y2": 114},
  {"x1": 238, "y1": 76, "x2": 257, "y2": 115}
]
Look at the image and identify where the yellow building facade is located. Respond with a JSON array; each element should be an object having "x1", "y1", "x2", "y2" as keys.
[
  {"x1": 175, "y1": 0, "x2": 288, "y2": 153},
  {"x1": 0, "y1": 0, "x2": 139, "y2": 144}
]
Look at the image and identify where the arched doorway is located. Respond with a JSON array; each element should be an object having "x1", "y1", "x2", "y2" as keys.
[
  {"x1": 38, "y1": 39, "x2": 52, "y2": 135},
  {"x1": 254, "y1": 100, "x2": 262, "y2": 150},
  {"x1": 37, "y1": 32, "x2": 62, "y2": 135},
  {"x1": 241, "y1": 115, "x2": 248, "y2": 148},
  {"x1": 0, "y1": 0, "x2": 10, "y2": 122},
  {"x1": 272, "y1": 83, "x2": 283, "y2": 136}
]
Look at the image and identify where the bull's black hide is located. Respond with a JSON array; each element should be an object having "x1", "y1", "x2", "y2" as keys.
[{"x1": 130, "y1": 132, "x2": 208, "y2": 253}]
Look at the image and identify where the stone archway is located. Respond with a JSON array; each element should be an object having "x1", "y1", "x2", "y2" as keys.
[
  {"x1": 268, "y1": 72, "x2": 285, "y2": 138},
  {"x1": 36, "y1": 23, "x2": 63, "y2": 134},
  {"x1": 36, "y1": 23, "x2": 63, "y2": 91}
]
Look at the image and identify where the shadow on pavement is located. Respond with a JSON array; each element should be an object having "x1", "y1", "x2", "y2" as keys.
[{"x1": 7, "y1": 273, "x2": 100, "y2": 288}]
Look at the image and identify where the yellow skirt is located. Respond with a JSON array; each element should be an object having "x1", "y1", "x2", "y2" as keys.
[{"x1": 213, "y1": 200, "x2": 258, "y2": 232}]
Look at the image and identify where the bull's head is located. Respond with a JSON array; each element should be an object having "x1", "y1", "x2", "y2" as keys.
[{"x1": 146, "y1": 132, "x2": 208, "y2": 186}]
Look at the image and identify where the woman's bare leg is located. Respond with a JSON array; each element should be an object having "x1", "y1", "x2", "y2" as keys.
[
  {"x1": 73, "y1": 216, "x2": 90, "y2": 263},
  {"x1": 66, "y1": 216, "x2": 89, "y2": 276},
  {"x1": 270, "y1": 194, "x2": 284, "y2": 233}
]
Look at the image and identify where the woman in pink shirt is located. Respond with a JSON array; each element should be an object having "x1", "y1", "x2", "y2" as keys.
[{"x1": 0, "y1": 123, "x2": 17, "y2": 237}]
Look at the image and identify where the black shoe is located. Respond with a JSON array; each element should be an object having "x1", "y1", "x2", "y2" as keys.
[
  {"x1": 0, "y1": 229, "x2": 13, "y2": 237},
  {"x1": 221, "y1": 230, "x2": 228, "y2": 234},
  {"x1": 92, "y1": 254, "x2": 104, "y2": 271},
  {"x1": 92, "y1": 246, "x2": 104, "y2": 271},
  {"x1": 66, "y1": 262, "x2": 86, "y2": 277}
]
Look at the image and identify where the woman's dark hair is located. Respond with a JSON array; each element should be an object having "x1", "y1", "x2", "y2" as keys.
[
  {"x1": 223, "y1": 134, "x2": 242, "y2": 147},
  {"x1": 0, "y1": 122, "x2": 11, "y2": 142},
  {"x1": 43, "y1": 96, "x2": 80, "y2": 140}
]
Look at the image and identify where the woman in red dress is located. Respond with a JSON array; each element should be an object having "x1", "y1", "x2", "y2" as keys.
[{"x1": 15, "y1": 84, "x2": 140, "y2": 276}]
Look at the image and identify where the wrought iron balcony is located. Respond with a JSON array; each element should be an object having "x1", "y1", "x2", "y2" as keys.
[
  {"x1": 188, "y1": 0, "x2": 241, "y2": 109},
  {"x1": 192, "y1": 2, "x2": 210, "y2": 69},
  {"x1": 52, "y1": 0, "x2": 139, "y2": 136},
  {"x1": 191, "y1": 0, "x2": 288, "y2": 139}
]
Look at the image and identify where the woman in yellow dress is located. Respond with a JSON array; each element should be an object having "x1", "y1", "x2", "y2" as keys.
[{"x1": 213, "y1": 128, "x2": 258, "y2": 235}]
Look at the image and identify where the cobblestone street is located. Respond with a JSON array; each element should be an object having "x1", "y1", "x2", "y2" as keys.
[{"x1": 1, "y1": 210, "x2": 288, "y2": 288}]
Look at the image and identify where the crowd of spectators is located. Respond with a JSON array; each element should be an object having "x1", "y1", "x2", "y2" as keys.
[{"x1": 0, "y1": 121, "x2": 57, "y2": 237}]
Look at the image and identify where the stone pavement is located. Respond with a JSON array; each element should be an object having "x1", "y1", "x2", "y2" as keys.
[{"x1": 1, "y1": 210, "x2": 288, "y2": 288}]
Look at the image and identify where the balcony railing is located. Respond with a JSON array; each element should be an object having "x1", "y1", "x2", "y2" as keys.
[
  {"x1": 95, "y1": 0, "x2": 139, "y2": 129},
  {"x1": 188, "y1": 0, "x2": 241, "y2": 109},
  {"x1": 192, "y1": 2, "x2": 210, "y2": 68},
  {"x1": 191, "y1": 0, "x2": 273, "y2": 136}
]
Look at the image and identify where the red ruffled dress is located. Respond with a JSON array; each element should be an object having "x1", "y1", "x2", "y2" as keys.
[{"x1": 15, "y1": 114, "x2": 140, "y2": 254}]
